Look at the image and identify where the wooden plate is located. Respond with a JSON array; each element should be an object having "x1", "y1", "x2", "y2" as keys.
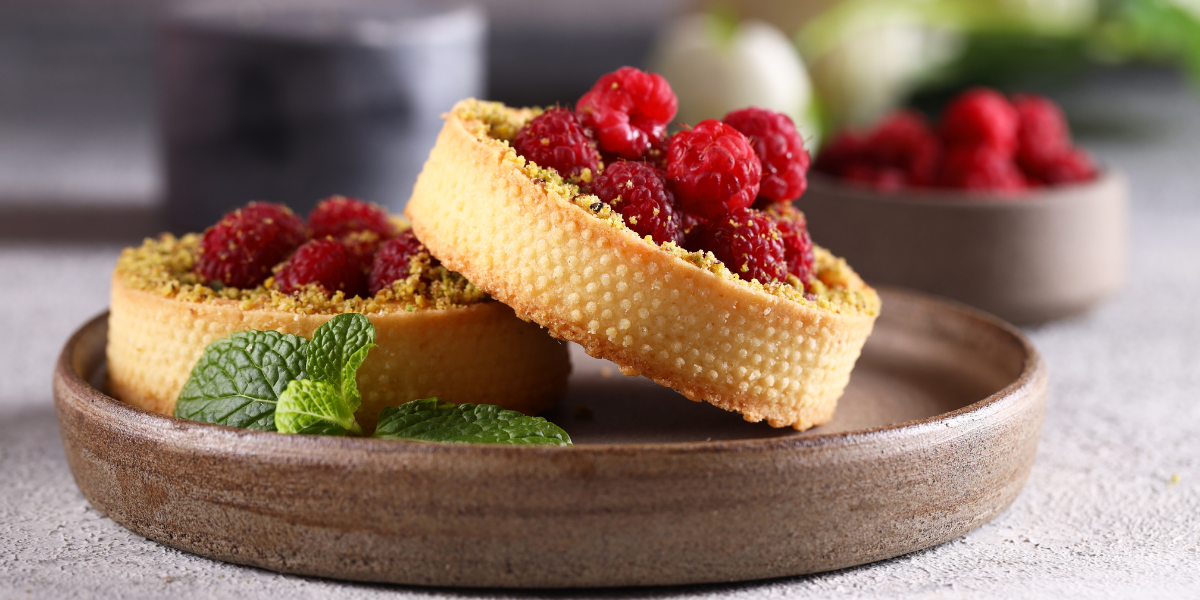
[
  {"x1": 53, "y1": 288, "x2": 1046, "y2": 588},
  {"x1": 800, "y1": 171, "x2": 1128, "y2": 324}
]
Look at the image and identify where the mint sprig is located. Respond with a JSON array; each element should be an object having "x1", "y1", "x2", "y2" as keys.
[
  {"x1": 275, "y1": 379, "x2": 363, "y2": 436},
  {"x1": 307, "y1": 311, "x2": 376, "y2": 414},
  {"x1": 274, "y1": 313, "x2": 374, "y2": 435},
  {"x1": 373, "y1": 399, "x2": 572, "y2": 445},
  {"x1": 174, "y1": 330, "x2": 308, "y2": 430},
  {"x1": 174, "y1": 313, "x2": 572, "y2": 445}
]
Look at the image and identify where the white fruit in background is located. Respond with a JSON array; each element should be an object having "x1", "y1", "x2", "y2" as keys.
[
  {"x1": 984, "y1": 0, "x2": 1097, "y2": 34},
  {"x1": 649, "y1": 14, "x2": 819, "y2": 149},
  {"x1": 795, "y1": 0, "x2": 1094, "y2": 129},
  {"x1": 804, "y1": 18, "x2": 961, "y2": 127}
]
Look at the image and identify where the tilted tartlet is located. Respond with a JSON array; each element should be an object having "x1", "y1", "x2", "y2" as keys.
[
  {"x1": 406, "y1": 99, "x2": 880, "y2": 430},
  {"x1": 107, "y1": 228, "x2": 570, "y2": 432}
]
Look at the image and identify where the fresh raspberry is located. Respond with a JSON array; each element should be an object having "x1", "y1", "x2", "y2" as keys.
[
  {"x1": 1027, "y1": 148, "x2": 1096, "y2": 186},
  {"x1": 1012, "y1": 93, "x2": 1071, "y2": 173},
  {"x1": 842, "y1": 164, "x2": 907, "y2": 192},
  {"x1": 576, "y1": 66, "x2": 677, "y2": 160},
  {"x1": 940, "y1": 88, "x2": 1019, "y2": 156},
  {"x1": 685, "y1": 208, "x2": 786, "y2": 285},
  {"x1": 340, "y1": 230, "x2": 385, "y2": 268},
  {"x1": 601, "y1": 132, "x2": 671, "y2": 171},
  {"x1": 308, "y1": 196, "x2": 396, "y2": 241},
  {"x1": 591, "y1": 161, "x2": 684, "y2": 245},
  {"x1": 239, "y1": 202, "x2": 309, "y2": 243},
  {"x1": 513, "y1": 107, "x2": 601, "y2": 181},
  {"x1": 814, "y1": 113, "x2": 939, "y2": 190},
  {"x1": 680, "y1": 210, "x2": 705, "y2": 237},
  {"x1": 760, "y1": 202, "x2": 815, "y2": 285},
  {"x1": 644, "y1": 132, "x2": 672, "y2": 170},
  {"x1": 274, "y1": 238, "x2": 368, "y2": 297},
  {"x1": 667, "y1": 120, "x2": 762, "y2": 220},
  {"x1": 865, "y1": 110, "x2": 940, "y2": 186},
  {"x1": 368, "y1": 230, "x2": 438, "y2": 295},
  {"x1": 813, "y1": 130, "x2": 868, "y2": 178},
  {"x1": 937, "y1": 145, "x2": 1027, "y2": 191},
  {"x1": 195, "y1": 202, "x2": 307, "y2": 289},
  {"x1": 722, "y1": 107, "x2": 810, "y2": 203}
]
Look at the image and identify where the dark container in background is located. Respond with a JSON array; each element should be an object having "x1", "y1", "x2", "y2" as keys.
[{"x1": 158, "y1": 0, "x2": 484, "y2": 231}]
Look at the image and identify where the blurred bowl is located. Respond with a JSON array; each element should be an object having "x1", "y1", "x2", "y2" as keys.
[
  {"x1": 799, "y1": 170, "x2": 1128, "y2": 324},
  {"x1": 158, "y1": 1, "x2": 486, "y2": 231}
]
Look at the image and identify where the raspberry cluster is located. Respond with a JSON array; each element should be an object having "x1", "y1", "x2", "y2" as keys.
[
  {"x1": 666, "y1": 107, "x2": 815, "y2": 285},
  {"x1": 722, "y1": 107, "x2": 811, "y2": 202},
  {"x1": 814, "y1": 88, "x2": 1096, "y2": 192},
  {"x1": 507, "y1": 67, "x2": 818, "y2": 287},
  {"x1": 194, "y1": 196, "x2": 438, "y2": 298}
]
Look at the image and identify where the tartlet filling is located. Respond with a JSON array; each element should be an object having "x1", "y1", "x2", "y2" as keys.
[
  {"x1": 116, "y1": 233, "x2": 488, "y2": 314},
  {"x1": 454, "y1": 99, "x2": 880, "y2": 317}
]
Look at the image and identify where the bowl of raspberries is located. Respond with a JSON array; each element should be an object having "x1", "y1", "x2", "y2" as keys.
[{"x1": 800, "y1": 87, "x2": 1127, "y2": 324}]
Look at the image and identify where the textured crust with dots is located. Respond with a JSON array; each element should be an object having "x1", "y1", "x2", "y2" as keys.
[
  {"x1": 107, "y1": 273, "x2": 570, "y2": 432},
  {"x1": 406, "y1": 101, "x2": 880, "y2": 430}
]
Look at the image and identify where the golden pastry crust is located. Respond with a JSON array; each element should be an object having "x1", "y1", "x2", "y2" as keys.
[
  {"x1": 405, "y1": 100, "x2": 880, "y2": 430},
  {"x1": 107, "y1": 273, "x2": 570, "y2": 433}
]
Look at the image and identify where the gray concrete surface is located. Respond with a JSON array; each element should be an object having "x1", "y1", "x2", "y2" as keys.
[{"x1": 2, "y1": 63, "x2": 1199, "y2": 600}]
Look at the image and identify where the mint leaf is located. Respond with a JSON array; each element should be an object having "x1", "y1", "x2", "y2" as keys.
[
  {"x1": 272, "y1": 313, "x2": 374, "y2": 435},
  {"x1": 296, "y1": 420, "x2": 355, "y2": 437},
  {"x1": 174, "y1": 330, "x2": 308, "y2": 430},
  {"x1": 373, "y1": 399, "x2": 572, "y2": 445},
  {"x1": 275, "y1": 379, "x2": 363, "y2": 436},
  {"x1": 307, "y1": 313, "x2": 375, "y2": 414}
]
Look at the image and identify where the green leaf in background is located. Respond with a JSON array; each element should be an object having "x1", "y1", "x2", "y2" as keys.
[
  {"x1": 373, "y1": 399, "x2": 573, "y2": 446},
  {"x1": 174, "y1": 330, "x2": 308, "y2": 430},
  {"x1": 1092, "y1": 0, "x2": 1200, "y2": 82},
  {"x1": 306, "y1": 313, "x2": 376, "y2": 415},
  {"x1": 793, "y1": 0, "x2": 1200, "y2": 131},
  {"x1": 274, "y1": 378, "x2": 363, "y2": 436}
]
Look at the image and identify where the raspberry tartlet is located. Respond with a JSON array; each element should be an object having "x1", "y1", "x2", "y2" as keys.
[
  {"x1": 107, "y1": 200, "x2": 570, "y2": 432},
  {"x1": 406, "y1": 92, "x2": 879, "y2": 430}
]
